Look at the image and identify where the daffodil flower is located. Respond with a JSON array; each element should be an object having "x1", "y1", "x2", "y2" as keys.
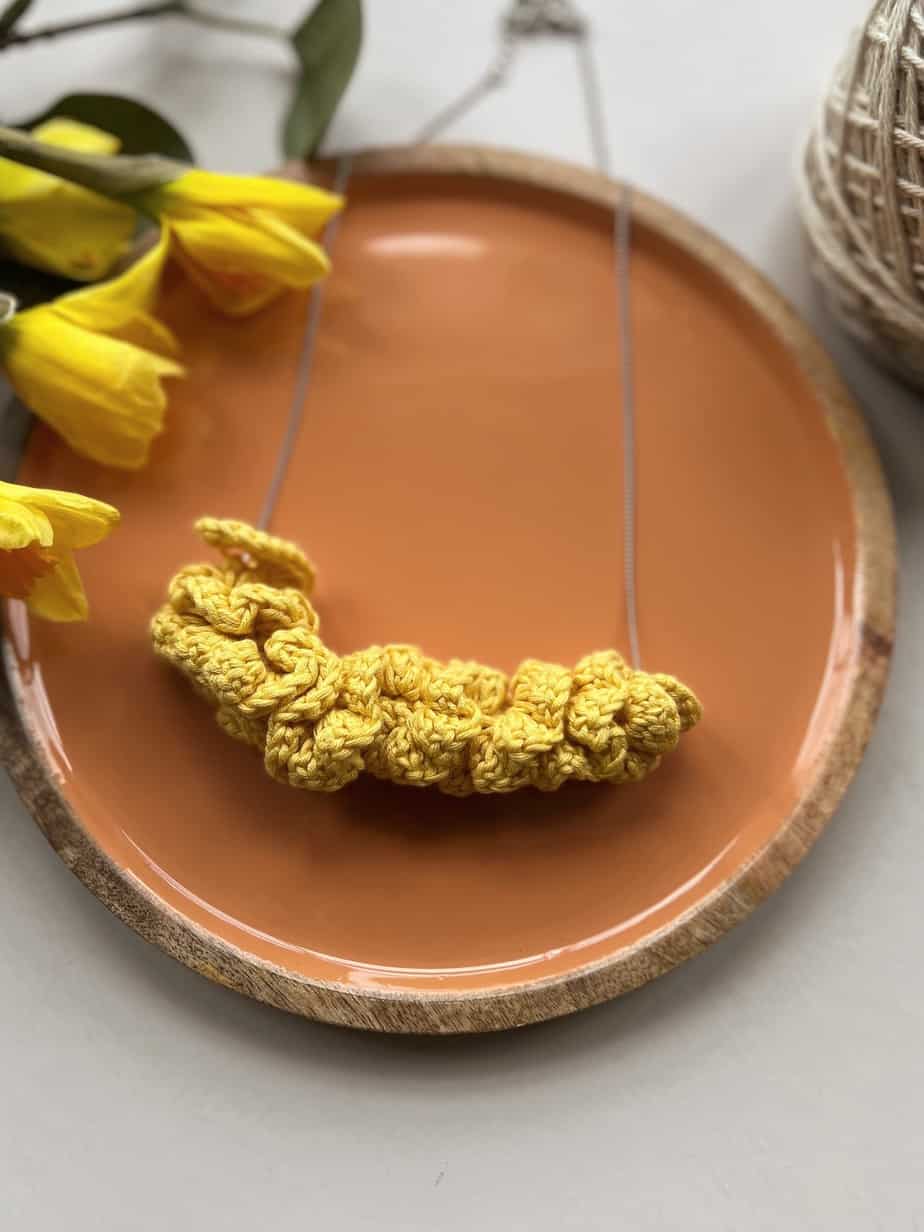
[
  {"x1": 0, "y1": 479, "x2": 119, "y2": 621},
  {"x1": 0, "y1": 117, "x2": 136, "y2": 282},
  {"x1": 0, "y1": 126, "x2": 342, "y2": 316},
  {"x1": 131, "y1": 171, "x2": 342, "y2": 316},
  {"x1": 0, "y1": 231, "x2": 184, "y2": 469}
]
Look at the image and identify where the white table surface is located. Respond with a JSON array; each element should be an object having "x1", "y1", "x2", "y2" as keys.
[{"x1": 2, "y1": 2, "x2": 922, "y2": 1228}]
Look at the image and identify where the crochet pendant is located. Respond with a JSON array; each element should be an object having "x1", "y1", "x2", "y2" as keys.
[{"x1": 152, "y1": 519, "x2": 702, "y2": 796}]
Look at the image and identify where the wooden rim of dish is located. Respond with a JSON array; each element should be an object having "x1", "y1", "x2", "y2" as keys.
[{"x1": 0, "y1": 145, "x2": 896, "y2": 1034}]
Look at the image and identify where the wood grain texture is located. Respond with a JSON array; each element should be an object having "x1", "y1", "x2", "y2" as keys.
[{"x1": 0, "y1": 146, "x2": 896, "y2": 1034}]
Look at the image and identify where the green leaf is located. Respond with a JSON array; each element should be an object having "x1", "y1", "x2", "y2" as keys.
[
  {"x1": 283, "y1": 0, "x2": 362, "y2": 159},
  {"x1": 21, "y1": 93, "x2": 194, "y2": 163},
  {"x1": 0, "y1": 0, "x2": 33, "y2": 40}
]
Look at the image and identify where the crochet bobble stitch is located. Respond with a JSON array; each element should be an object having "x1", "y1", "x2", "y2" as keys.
[{"x1": 151, "y1": 519, "x2": 702, "y2": 796}]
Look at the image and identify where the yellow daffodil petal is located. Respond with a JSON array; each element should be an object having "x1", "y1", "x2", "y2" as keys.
[
  {"x1": 170, "y1": 209, "x2": 329, "y2": 283},
  {"x1": 69, "y1": 302, "x2": 178, "y2": 358},
  {"x1": 0, "y1": 117, "x2": 135, "y2": 281},
  {"x1": 31, "y1": 117, "x2": 122, "y2": 156},
  {"x1": 0, "y1": 490, "x2": 53, "y2": 550},
  {"x1": 168, "y1": 246, "x2": 283, "y2": 316},
  {"x1": 0, "y1": 196, "x2": 136, "y2": 282},
  {"x1": 77, "y1": 224, "x2": 167, "y2": 309},
  {"x1": 162, "y1": 208, "x2": 328, "y2": 315},
  {"x1": 1, "y1": 309, "x2": 183, "y2": 469},
  {"x1": 251, "y1": 208, "x2": 335, "y2": 263},
  {"x1": 26, "y1": 550, "x2": 89, "y2": 622},
  {"x1": 132, "y1": 170, "x2": 340, "y2": 315},
  {"x1": 158, "y1": 169, "x2": 342, "y2": 233},
  {"x1": 52, "y1": 229, "x2": 177, "y2": 356},
  {"x1": 0, "y1": 184, "x2": 137, "y2": 282},
  {"x1": 0, "y1": 479, "x2": 119, "y2": 620},
  {"x1": 0, "y1": 480, "x2": 119, "y2": 550}
]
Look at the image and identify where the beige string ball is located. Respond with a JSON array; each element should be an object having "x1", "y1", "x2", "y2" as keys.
[{"x1": 799, "y1": 0, "x2": 924, "y2": 387}]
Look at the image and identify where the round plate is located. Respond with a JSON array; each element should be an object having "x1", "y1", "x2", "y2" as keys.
[{"x1": 0, "y1": 147, "x2": 895, "y2": 1033}]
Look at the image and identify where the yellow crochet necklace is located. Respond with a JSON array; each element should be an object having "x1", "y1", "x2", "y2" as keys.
[
  {"x1": 151, "y1": 0, "x2": 703, "y2": 796},
  {"x1": 152, "y1": 518, "x2": 701, "y2": 797}
]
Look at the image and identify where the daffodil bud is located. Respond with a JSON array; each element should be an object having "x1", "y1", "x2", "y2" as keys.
[
  {"x1": 127, "y1": 170, "x2": 343, "y2": 315},
  {"x1": 0, "y1": 119, "x2": 137, "y2": 281}
]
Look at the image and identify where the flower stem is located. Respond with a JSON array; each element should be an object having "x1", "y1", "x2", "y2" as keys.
[
  {"x1": 181, "y1": 5, "x2": 287, "y2": 41},
  {"x1": 0, "y1": 125, "x2": 180, "y2": 197},
  {"x1": 0, "y1": 1, "x2": 286, "y2": 50},
  {"x1": 0, "y1": 2, "x2": 182, "y2": 47}
]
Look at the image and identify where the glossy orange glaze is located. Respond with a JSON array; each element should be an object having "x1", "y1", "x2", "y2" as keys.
[{"x1": 7, "y1": 173, "x2": 857, "y2": 992}]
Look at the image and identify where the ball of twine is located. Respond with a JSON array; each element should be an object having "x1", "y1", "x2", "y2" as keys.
[{"x1": 799, "y1": 0, "x2": 924, "y2": 387}]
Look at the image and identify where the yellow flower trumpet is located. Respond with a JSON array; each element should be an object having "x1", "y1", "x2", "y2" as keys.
[
  {"x1": 132, "y1": 170, "x2": 343, "y2": 316},
  {"x1": 0, "y1": 117, "x2": 136, "y2": 282},
  {"x1": 0, "y1": 479, "x2": 119, "y2": 621},
  {"x1": 0, "y1": 232, "x2": 184, "y2": 469}
]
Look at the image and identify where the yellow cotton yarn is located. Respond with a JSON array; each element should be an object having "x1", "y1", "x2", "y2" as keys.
[{"x1": 151, "y1": 519, "x2": 702, "y2": 796}]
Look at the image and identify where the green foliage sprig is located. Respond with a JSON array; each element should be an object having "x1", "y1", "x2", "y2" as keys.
[{"x1": 0, "y1": 0, "x2": 362, "y2": 161}]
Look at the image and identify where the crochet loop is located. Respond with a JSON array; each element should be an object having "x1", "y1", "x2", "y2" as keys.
[{"x1": 152, "y1": 519, "x2": 702, "y2": 795}]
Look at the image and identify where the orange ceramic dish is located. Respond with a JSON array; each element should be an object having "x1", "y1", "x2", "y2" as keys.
[{"x1": 0, "y1": 148, "x2": 894, "y2": 1033}]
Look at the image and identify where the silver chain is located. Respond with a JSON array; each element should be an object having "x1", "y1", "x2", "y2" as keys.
[
  {"x1": 257, "y1": 154, "x2": 352, "y2": 532},
  {"x1": 259, "y1": 0, "x2": 641, "y2": 668}
]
